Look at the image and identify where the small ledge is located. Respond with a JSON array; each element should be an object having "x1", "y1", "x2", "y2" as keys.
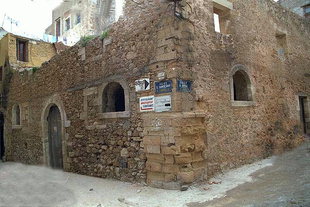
[
  {"x1": 231, "y1": 101, "x2": 256, "y2": 107},
  {"x1": 98, "y1": 111, "x2": 131, "y2": 119},
  {"x1": 12, "y1": 125, "x2": 22, "y2": 129}
]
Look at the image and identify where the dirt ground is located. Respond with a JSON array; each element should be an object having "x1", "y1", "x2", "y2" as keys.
[{"x1": 0, "y1": 140, "x2": 309, "y2": 207}]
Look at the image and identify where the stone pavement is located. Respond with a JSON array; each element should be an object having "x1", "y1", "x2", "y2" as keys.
[
  {"x1": 187, "y1": 139, "x2": 310, "y2": 207},
  {"x1": 0, "y1": 140, "x2": 309, "y2": 207}
]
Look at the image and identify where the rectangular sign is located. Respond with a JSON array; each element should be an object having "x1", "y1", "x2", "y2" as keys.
[
  {"x1": 155, "y1": 80, "x2": 173, "y2": 94},
  {"x1": 135, "y1": 78, "x2": 150, "y2": 92},
  {"x1": 177, "y1": 80, "x2": 192, "y2": 92},
  {"x1": 155, "y1": 95, "x2": 172, "y2": 112},
  {"x1": 139, "y1": 96, "x2": 154, "y2": 112}
]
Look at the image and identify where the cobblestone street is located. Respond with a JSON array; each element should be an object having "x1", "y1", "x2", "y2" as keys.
[
  {"x1": 0, "y1": 140, "x2": 309, "y2": 207},
  {"x1": 188, "y1": 139, "x2": 310, "y2": 207}
]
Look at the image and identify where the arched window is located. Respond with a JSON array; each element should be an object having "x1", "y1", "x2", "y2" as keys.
[
  {"x1": 12, "y1": 104, "x2": 21, "y2": 125},
  {"x1": 230, "y1": 66, "x2": 253, "y2": 102},
  {"x1": 102, "y1": 82, "x2": 125, "y2": 112}
]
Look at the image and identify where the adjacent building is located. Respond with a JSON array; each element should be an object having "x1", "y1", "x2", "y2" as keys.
[
  {"x1": 45, "y1": 0, "x2": 125, "y2": 46},
  {"x1": 279, "y1": 0, "x2": 310, "y2": 18},
  {"x1": 2, "y1": 0, "x2": 310, "y2": 190}
]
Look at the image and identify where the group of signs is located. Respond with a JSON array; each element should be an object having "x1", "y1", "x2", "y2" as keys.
[{"x1": 135, "y1": 78, "x2": 192, "y2": 113}]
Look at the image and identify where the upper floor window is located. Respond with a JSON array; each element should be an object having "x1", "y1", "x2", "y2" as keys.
[
  {"x1": 213, "y1": 0, "x2": 233, "y2": 34},
  {"x1": 303, "y1": 4, "x2": 310, "y2": 18},
  {"x1": 16, "y1": 39, "x2": 28, "y2": 62},
  {"x1": 55, "y1": 18, "x2": 61, "y2": 37},
  {"x1": 102, "y1": 82, "x2": 125, "y2": 113},
  {"x1": 76, "y1": 13, "x2": 81, "y2": 24},
  {"x1": 65, "y1": 17, "x2": 71, "y2": 31},
  {"x1": 12, "y1": 104, "x2": 21, "y2": 126}
]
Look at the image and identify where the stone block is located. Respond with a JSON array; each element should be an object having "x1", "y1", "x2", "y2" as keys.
[
  {"x1": 147, "y1": 171, "x2": 165, "y2": 182},
  {"x1": 146, "y1": 161, "x2": 162, "y2": 172},
  {"x1": 143, "y1": 136, "x2": 161, "y2": 145},
  {"x1": 146, "y1": 153, "x2": 165, "y2": 163},
  {"x1": 162, "y1": 164, "x2": 179, "y2": 174},
  {"x1": 164, "y1": 173, "x2": 177, "y2": 182},
  {"x1": 161, "y1": 145, "x2": 180, "y2": 155},
  {"x1": 178, "y1": 171, "x2": 195, "y2": 184},
  {"x1": 192, "y1": 161, "x2": 207, "y2": 169},
  {"x1": 164, "y1": 155, "x2": 175, "y2": 164},
  {"x1": 174, "y1": 153, "x2": 192, "y2": 164},
  {"x1": 145, "y1": 145, "x2": 161, "y2": 154},
  {"x1": 192, "y1": 152, "x2": 204, "y2": 162}
]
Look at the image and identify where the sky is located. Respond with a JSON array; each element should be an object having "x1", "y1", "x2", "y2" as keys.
[{"x1": 0, "y1": 0, "x2": 62, "y2": 37}]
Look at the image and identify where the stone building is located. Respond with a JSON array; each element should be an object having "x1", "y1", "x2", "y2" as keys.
[
  {"x1": 2, "y1": 0, "x2": 310, "y2": 190},
  {"x1": 45, "y1": 0, "x2": 125, "y2": 46},
  {"x1": 0, "y1": 27, "x2": 57, "y2": 162},
  {"x1": 279, "y1": 0, "x2": 310, "y2": 18}
]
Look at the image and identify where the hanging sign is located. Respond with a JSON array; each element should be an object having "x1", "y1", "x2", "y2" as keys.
[
  {"x1": 139, "y1": 96, "x2": 155, "y2": 112},
  {"x1": 155, "y1": 80, "x2": 173, "y2": 94},
  {"x1": 135, "y1": 78, "x2": 150, "y2": 92},
  {"x1": 177, "y1": 80, "x2": 192, "y2": 92},
  {"x1": 155, "y1": 95, "x2": 172, "y2": 112}
]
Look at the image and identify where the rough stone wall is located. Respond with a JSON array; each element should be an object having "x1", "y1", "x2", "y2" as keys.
[{"x1": 185, "y1": 0, "x2": 310, "y2": 176}]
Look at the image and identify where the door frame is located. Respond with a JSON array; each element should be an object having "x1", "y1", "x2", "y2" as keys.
[
  {"x1": 0, "y1": 112, "x2": 4, "y2": 161},
  {"x1": 298, "y1": 95, "x2": 309, "y2": 135},
  {"x1": 41, "y1": 95, "x2": 69, "y2": 170}
]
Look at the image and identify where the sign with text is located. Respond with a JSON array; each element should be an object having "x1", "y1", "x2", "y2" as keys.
[
  {"x1": 155, "y1": 80, "x2": 173, "y2": 94},
  {"x1": 135, "y1": 78, "x2": 150, "y2": 92},
  {"x1": 139, "y1": 96, "x2": 154, "y2": 112},
  {"x1": 155, "y1": 95, "x2": 172, "y2": 112},
  {"x1": 177, "y1": 80, "x2": 192, "y2": 92}
]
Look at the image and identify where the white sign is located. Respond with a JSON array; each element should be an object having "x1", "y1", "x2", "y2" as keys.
[
  {"x1": 155, "y1": 95, "x2": 171, "y2": 112},
  {"x1": 135, "y1": 78, "x2": 150, "y2": 92},
  {"x1": 139, "y1": 96, "x2": 155, "y2": 112}
]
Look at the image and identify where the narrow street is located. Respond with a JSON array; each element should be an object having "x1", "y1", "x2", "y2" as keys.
[{"x1": 0, "y1": 140, "x2": 309, "y2": 207}]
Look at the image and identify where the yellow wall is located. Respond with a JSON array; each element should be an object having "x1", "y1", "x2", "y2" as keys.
[{"x1": 7, "y1": 34, "x2": 56, "y2": 68}]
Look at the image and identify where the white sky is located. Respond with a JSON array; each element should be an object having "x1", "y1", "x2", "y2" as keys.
[{"x1": 0, "y1": 0, "x2": 62, "y2": 36}]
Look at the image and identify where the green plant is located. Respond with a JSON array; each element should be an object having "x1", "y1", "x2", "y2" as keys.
[
  {"x1": 80, "y1": 35, "x2": 95, "y2": 47},
  {"x1": 31, "y1": 67, "x2": 39, "y2": 73},
  {"x1": 100, "y1": 30, "x2": 109, "y2": 40}
]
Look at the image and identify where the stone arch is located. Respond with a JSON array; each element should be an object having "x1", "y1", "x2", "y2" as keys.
[
  {"x1": 12, "y1": 104, "x2": 21, "y2": 126},
  {"x1": 230, "y1": 65, "x2": 254, "y2": 103},
  {"x1": 41, "y1": 94, "x2": 69, "y2": 169},
  {"x1": 98, "y1": 79, "x2": 130, "y2": 113}
]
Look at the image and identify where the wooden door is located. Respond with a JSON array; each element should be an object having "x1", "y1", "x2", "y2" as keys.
[
  {"x1": 47, "y1": 106, "x2": 63, "y2": 169},
  {"x1": 0, "y1": 113, "x2": 4, "y2": 160}
]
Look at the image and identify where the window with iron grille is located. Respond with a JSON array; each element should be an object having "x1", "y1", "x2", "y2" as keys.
[{"x1": 16, "y1": 39, "x2": 28, "y2": 62}]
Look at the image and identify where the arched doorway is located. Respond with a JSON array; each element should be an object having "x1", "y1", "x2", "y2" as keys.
[
  {"x1": 47, "y1": 105, "x2": 63, "y2": 169},
  {"x1": 0, "y1": 112, "x2": 4, "y2": 161}
]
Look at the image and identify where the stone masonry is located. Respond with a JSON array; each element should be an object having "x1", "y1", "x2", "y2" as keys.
[{"x1": 3, "y1": 0, "x2": 310, "y2": 189}]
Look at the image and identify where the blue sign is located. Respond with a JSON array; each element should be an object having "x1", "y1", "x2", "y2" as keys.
[
  {"x1": 177, "y1": 80, "x2": 192, "y2": 92},
  {"x1": 155, "y1": 80, "x2": 173, "y2": 94}
]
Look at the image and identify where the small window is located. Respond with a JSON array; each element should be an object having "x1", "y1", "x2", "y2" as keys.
[
  {"x1": 16, "y1": 39, "x2": 28, "y2": 62},
  {"x1": 213, "y1": 1, "x2": 232, "y2": 34},
  {"x1": 76, "y1": 13, "x2": 81, "y2": 24},
  {"x1": 12, "y1": 104, "x2": 21, "y2": 126},
  {"x1": 55, "y1": 18, "x2": 61, "y2": 37},
  {"x1": 304, "y1": 4, "x2": 310, "y2": 18},
  {"x1": 0, "y1": 66, "x2": 3, "y2": 81},
  {"x1": 65, "y1": 18, "x2": 71, "y2": 31},
  {"x1": 102, "y1": 82, "x2": 125, "y2": 113},
  {"x1": 232, "y1": 70, "x2": 252, "y2": 101},
  {"x1": 276, "y1": 33, "x2": 287, "y2": 58}
]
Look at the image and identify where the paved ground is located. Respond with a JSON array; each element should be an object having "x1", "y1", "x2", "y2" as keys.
[
  {"x1": 188, "y1": 140, "x2": 310, "y2": 207},
  {"x1": 0, "y1": 140, "x2": 309, "y2": 207}
]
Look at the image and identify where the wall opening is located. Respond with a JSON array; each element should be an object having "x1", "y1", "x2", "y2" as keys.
[
  {"x1": 102, "y1": 82, "x2": 125, "y2": 112},
  {"x1": 55, "y1": 18, "x2": 61, "y2": 37},
  {"x1": 0, "y1": 112, "x2": 4, "y2": 160},
  {"x1": 47, "y1": 105, "x2": 63, "y2": 169},
  {"x1": 276, "y1": 33, "x2": 287, "y2": 57},
  {"x1": 213, "y1": 0, "x2": 232, "y2": 34},
  {"x1": 233, "y1": 70, "x2": 252, "y2": 101},
  {"x1": 65, "y1": 17, "x2": 71, "y2": 31},
  {"x1": 12, "y1": 104, "x2": 21, "y2": 125},
  {"x1": 299, "y1": 96, "x2": 310, "y2": 135},
  {"x1": 303, "y1": 4, "x2": 310, "y2": 18},
  {"x1": 16, "y1": 39, "x2": 28, "y2": 62}
]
